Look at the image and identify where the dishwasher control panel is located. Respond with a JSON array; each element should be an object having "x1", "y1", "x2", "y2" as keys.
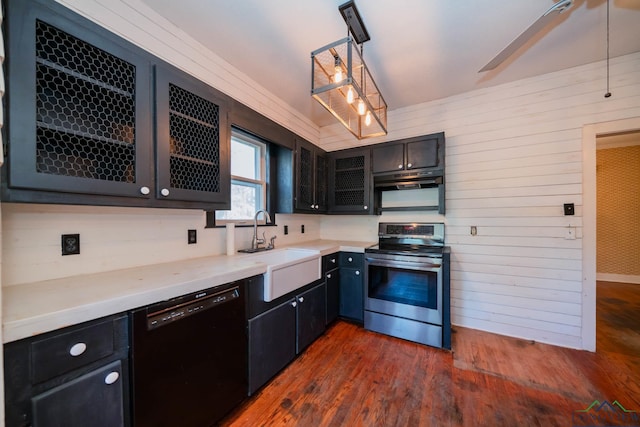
[{"x1": 146, "y1": 286, "x2": 240, "y2": 330}]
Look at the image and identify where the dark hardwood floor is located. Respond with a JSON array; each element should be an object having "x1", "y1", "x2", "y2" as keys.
[{"x1": 221, "y1": 282, "x2": 640, "y2": 426}]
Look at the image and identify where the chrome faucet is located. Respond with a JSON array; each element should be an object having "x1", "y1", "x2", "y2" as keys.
[{"x1": 252, "y1": 209, "x2": 272, "y2": 250}]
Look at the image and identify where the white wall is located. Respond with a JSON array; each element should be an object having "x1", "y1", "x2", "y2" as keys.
[
  {"x1": 319, "y1": 52, "x2": 640, "y2": 350},
  {"x1": 0, "y1": 204, "x2": 320, "y2": 286}
]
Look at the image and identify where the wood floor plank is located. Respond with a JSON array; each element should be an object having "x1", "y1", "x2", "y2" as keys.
[{"x1": 221, "y1": 282, "x2": 640, "y2": 426}]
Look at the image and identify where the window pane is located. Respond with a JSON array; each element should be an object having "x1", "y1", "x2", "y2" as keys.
[
  {"x1": 216, "y1": 180, "x2": 263, "y2": 220},
  {"x1": 216, "y1": 129, "x2": 267, "y2": 223},
  {"x1": 231, "y1": 138, "x2": 259, "y2": 180}
]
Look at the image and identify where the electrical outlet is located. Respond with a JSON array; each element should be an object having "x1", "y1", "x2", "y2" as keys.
[
  {"x1": 301, "y1": 224, "x2": 305, "y2": 234},
  {"x1": 61, "y1": 234, "x2": 80, "y2": 256},
  {"x1": 564, "y1": 203, "x2": 575, "y2": 216},
  {"x1": 284, "y1": 225, "x2": 289, "y2": 235},
  {"x1": 188, "y1": 229, "x2": 197, "y2": 244},
  {"x1": 470, "y1": 226, "x2": 477, "y2": 236}
]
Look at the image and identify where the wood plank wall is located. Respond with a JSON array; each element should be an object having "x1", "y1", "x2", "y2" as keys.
[{"x1": 319, "y1": 53, "x2": 640, "y2": 349}]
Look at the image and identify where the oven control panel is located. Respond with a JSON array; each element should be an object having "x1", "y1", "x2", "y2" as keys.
[{"x1": 378, "y1": 222, "x2": 444, "y2": 243}]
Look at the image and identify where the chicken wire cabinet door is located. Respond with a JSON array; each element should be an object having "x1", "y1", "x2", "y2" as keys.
[
  {"x1": 6, "y1": 1, "x2": 153, "y2": 199},
  {"x1": 328, "y1": 147, "x2": 373, "y2": 214},
  {"x1": 154, "y1": 65, "x2": 230, "y2": 206},
  {"x1": 295, "y1": 138, "x2": 327, "y2": 213}
]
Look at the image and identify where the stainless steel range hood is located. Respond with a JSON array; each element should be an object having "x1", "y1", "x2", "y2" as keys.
[
  {"x1": 374, "y1": 173, "x2": 443, "y2": 191},
  {"x1": 373, "y1": 171, "x2": 445, "y2": 214}
]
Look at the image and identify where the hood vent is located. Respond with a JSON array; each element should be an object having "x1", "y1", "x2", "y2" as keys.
[
  {"x1": 373, "y1": 171, "x2": 445, "y2": 214},
  {"x1": 374, "y1": 174, "x2": 443, "y2": 191}
]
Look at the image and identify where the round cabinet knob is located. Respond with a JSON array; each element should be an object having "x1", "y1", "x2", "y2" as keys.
[
  {"x1": 291, "y1": 301, "x2": 297, "y2": 308},
  {"x1": 407, "y1": 163, "x2": 413, "y2": 168},
  {"x1": 298, "y1": 296, "x2": 304, "y2": 303},
  {"x1": 348, "y1": 257, "x2": 353, "y2": 262},
  {"x1": 69, "y1": 342, "x2": 87, "y2": 357},
  {"x1": 327, "y1": 273, "x2": 332, "y2": 279},
  {"x1": 310, "y1": 204, "x2": 314, "y2": 209},
  {"x1": 160, "y1": 188, "x2": 170, "y2": 197},
  {"x1": 104, "y1": 371, "x2": 120, "y2": 385},
  {"x1": 364, "y1": 206, "x2": 368, "y2": 210},
  {"x1": 140, "y1": 186, "x2": 150, "y2": 195},
  {"x1": 355, "y1": 270, "x2": 360, "y2": 276},
  {"x1": 331, "y1": 258, "x2": 336, "y2": 264},
  {"x1": 398, "y1": 164, "x2": 403, "y2": 169}
]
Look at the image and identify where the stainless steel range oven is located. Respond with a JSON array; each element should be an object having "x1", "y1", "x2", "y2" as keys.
[{"x1": 364, "y1": 223, "x2": 451, "y2": 349}]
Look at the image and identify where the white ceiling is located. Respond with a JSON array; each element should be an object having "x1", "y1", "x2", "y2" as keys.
[{"x1": 142, "y1": 0, "x2": 640, "y2": 128}]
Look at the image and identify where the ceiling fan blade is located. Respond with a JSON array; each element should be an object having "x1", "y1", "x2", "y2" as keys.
[{"x1": 479, "y1": 0, "x2": 574, "y2": 72}]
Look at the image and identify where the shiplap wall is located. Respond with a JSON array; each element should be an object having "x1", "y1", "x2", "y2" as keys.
[
  {"x1": 1, "y1": 205, "x2": 321, "y2": 286},
  {"x1": 319, "y1": 52, "x2": 640, "y2": 349}
]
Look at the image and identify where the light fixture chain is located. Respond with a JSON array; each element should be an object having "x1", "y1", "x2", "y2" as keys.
[{"x1": 604, "y1": 0, "x2": 611, "y2": 98}]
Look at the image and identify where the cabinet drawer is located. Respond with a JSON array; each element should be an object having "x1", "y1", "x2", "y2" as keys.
[
  {"x1": 322, "y1": 253, "x2": 339, "y2": 272},
  {"x1": 339, "y1": 252, "x2": 364, "y2": 267},
  {"x1": 32, "y1": 360, "x2": 125, "y2": 427},
  {"x1": 31, "y1": 317, "x2": 123, "y2": 384}
]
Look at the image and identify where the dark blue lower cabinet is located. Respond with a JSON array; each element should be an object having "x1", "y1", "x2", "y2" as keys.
[
  {"x1": 247, "y1": 281, "x2": 327, "y2": 395},
  {"x1": 325, "y1": 268, "x2": 340, "y2": 325},
  {"x1": 248, "y1": 299, "x2": 297, "y2": 395},
  {"x1": 32, "y1": 361, "x2": 125, "y2": 427},
  {"x1": 3, "y1": 314, "x2": 129, "y2": 427},
  {"x1": 296, "y1": 283, "x2": 327, "y2": 353},
  {"x1": 339, "y1": 267, "x2": 364, "y2": 322}
]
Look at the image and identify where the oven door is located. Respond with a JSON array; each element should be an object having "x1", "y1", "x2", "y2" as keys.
[{"x1": 365, "y1": 253, "x2": 442, "y2": 325}]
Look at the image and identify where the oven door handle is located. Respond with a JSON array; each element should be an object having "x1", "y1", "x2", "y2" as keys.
[{"x1": 365, "y1": 257, "x2": 442, "y2": 272}]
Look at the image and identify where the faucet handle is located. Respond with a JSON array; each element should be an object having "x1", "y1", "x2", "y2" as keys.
[{"x1": 268, "y1": 235, "x2": 277, "y2": 249}]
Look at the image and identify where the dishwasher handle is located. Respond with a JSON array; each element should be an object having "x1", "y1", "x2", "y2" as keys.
[{"x1": 146, "y1": 286, "x2": 240, "y2": 330}]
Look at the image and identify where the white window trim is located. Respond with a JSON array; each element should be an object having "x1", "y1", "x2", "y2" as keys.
[{"x1": 215, "y1": 130, "x2": 268, "y2": 225}]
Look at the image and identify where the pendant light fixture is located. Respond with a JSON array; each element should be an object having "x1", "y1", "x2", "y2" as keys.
[{"x1": 311, "y1": 1, "x2": 387, "y2": 139}]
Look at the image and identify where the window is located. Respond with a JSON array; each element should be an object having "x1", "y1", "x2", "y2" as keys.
[{"x1": 215, "y1": 129, "x2": 268, "y2": 224}]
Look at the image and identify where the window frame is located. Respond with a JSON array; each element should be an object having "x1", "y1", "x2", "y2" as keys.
[{"x1": 214, "y1": 129, "x2": 269, "y2": 226}]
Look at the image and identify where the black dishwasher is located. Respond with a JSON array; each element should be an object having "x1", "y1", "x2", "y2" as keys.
[{"x1": 130, "y1": 279, "x2": 248, "y2": 427}]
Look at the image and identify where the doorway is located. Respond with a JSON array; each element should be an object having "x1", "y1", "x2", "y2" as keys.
[
  {"x1": 594, "y1": 131, "x2": 640, "y2": 356},
  {"x1": 582, "y1": 118, "x2": 640, "y2": 352}
]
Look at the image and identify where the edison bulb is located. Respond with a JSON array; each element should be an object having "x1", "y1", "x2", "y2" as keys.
[
  {"x1": 357, "y1": 99, "x2": 366, "y2": 115},
  {"x1": 346, "y1": 87, "x2": 354, "y2": 104},
  {"x1": 365, "y1": 111, "x2": 372, "y2": 126},
  {"x1": 334, "y1": 66, "x2": 343, "y2": 83}
]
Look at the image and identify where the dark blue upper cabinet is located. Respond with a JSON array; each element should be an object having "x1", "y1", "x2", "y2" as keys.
[
  {"x1": 3, "y1": 0, "x2": 230, "y2": 209},
  {"x1": 295, "y1": 138, "x2": 327, "y2": 213},
  {"x1": 5, "y1": 0, "x2": 153, "y2": 199},
  {"x1": 372, "y1": 132, "x2": 444, "y2": 175},
  {"x1": 154, "y1": 65, "x2": 230, "y2": 206}
]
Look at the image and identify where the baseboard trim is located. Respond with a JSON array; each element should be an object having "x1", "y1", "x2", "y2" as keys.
[{"x1": 596, "y1": 273, "x2": 640, "y2": 284}]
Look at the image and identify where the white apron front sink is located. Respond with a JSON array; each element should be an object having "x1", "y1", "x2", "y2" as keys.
[{"x1": 244, "y1": 249, "x2": 321, "y2": 302}]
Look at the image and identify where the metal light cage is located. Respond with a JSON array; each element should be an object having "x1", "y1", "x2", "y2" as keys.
[{"x1": 311, "y1": 37, "x2": 387, "y2": 139}]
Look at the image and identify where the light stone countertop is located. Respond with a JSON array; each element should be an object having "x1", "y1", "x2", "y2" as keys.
[
  {"x1": 277, "y1": 239, "x2": 375, "y2": 256},
  {"x1": 2, "y1": 239, "x2": 374, "y2": 343}
]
